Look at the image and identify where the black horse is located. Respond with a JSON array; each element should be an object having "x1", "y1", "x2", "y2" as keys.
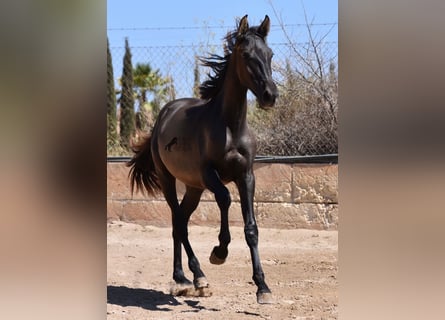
[{"x1": 128, "y1": 14, "x2": 278, "y2": 304}]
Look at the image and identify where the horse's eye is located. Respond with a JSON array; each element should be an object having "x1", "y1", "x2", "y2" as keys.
[{"x1": 242, "y1": 52, "x2": 251, "y2": 60}]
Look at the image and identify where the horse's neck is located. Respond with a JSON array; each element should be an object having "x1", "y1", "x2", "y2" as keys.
[{"x1": 219, "y1": 60, "x2": 248, "y2": 136}]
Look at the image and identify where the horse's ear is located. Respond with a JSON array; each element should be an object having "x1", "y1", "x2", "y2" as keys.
[
  {"x1": 257, "y1": 15, "x2": 270, "y2": 38},
  {"x1": 237, "y1": 15, "x2": 249, "y2": 36}
]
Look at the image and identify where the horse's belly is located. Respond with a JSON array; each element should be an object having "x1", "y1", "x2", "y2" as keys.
[
  {"x1": 158, "y1": 140, "x2": 205, "y2": 189},
  {"x1": 165, "y1": 163, "x2": 205, "y2": 189}
]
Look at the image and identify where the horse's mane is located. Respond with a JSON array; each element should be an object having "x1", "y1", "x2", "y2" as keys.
[{"x1": 199, "y1": 21, "x2": 263, "y2": 100}]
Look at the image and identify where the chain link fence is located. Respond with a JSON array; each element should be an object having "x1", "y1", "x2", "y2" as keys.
[{"x1": 110, "y1": 40, "x2": 337, "y2": 156}]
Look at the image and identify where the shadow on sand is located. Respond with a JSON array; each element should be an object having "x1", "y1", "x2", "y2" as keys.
[
  {"x1": 107, "y1": 285, "x2": 222, "y2": 313},
  {"x1": 107, "y1": 285, "x2": 180, "y2": 311}
]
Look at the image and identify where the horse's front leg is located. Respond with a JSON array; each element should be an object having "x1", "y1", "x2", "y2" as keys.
[{"x1": 236, "y1": 170, "x2": 273, "y2": 304}]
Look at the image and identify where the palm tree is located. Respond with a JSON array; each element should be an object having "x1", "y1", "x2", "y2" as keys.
[{"x1": 133, "y1": 63, "x2": 171, "y2": 130}]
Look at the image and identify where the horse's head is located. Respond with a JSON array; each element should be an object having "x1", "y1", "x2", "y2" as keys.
[{"x1": 234, "y1": 15, "x2": 278, "y2": 109}]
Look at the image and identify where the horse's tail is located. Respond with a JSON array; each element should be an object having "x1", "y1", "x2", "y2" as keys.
[{"x1": 127, "y1": 135, "x2": 161, "y2": 196}]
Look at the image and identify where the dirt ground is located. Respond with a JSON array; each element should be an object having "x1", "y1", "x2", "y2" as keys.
[{"x1": 107, "y1": 221, "x2": 338, "y2": 319}]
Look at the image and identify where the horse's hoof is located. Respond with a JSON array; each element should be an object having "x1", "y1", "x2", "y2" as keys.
[
  {"x1": 194, "y1": 277, "x2": 211, "y2": 297},
  {"x1": 170, "y1": 280, "x2": 212, "y2": 297},
  {"x1": 196, "y1": 286, "x2": 212, "y2": 297},
  {"x1": 257, "y1": 292, "x2": 275, "y2": 304},
  {"x1": 194, "y1": 276, "x2": 209, "y2": 289},
  {"x1": 170, "y1": 281, "x2": 194, "y2": 296},
  {"x1": 209, "y1": 246, "x2": 227, "y2": 265},
  {"x1": 209, "y1": 252, "x2": 226, "y2": 265}
]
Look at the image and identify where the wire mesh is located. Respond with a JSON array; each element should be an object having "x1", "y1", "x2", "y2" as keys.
[{"x1": 109, "y1": 40, "x2": 337, "y2": 156}]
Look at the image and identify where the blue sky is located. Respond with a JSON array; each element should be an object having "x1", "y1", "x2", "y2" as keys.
[
  {"x1": 107, "y1": 0, "x2": 337, "y2": 99},
  {"x1": 107, "y1": 0, "x2": 338, "y2": 47}
]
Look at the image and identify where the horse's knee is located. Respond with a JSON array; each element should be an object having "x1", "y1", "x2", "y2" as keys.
[{"x1": 244, "y1": 224, "x2": 258, "y2": 247}]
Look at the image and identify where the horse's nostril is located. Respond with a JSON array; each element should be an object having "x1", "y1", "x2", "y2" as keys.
[
  {"x1": 271, "y1": 93, "x2": 277, "y2": 103},
  {"x1": 263, "y1": 90, "x2": 276, "y2": 105},
  {"x1": 263, "y1": 90, "x2": 272, "y2": 103}
]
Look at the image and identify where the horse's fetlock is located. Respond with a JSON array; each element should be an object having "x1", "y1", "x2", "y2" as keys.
[{"x1": 218, "y1": 231, "x2": 231, "y2": 246}]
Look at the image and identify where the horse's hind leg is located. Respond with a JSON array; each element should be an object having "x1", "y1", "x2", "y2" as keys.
[
  {"x1": 203, "y1": 167, "x2": 231, "y2": 265},
  {"x1": 178, "y1": 186, "x2": 208, "y2": 290},
  {"x1": 160, "y1": 176, "x2": 208, "y2": 292},
  {"x1": 171, "y1": 215, "x2": 191, "y2": 288},
  {"x1": 170, "y1": 187, "x2": 203, "y2": 285}
]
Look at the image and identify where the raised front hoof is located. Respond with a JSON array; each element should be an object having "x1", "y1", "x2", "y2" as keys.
[
  {"x1": 209, "y1": 246, "x2": 227, "y2": 265},
  {"x1": 257, "y1": 292, "x2": 275, "y2": 304}
]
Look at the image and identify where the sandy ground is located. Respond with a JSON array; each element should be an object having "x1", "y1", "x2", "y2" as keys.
[{"x1": 107, "y1": 221, "x2": 338, "y2": 319}]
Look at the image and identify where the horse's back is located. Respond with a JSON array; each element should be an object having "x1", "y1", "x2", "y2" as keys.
[{"x1": 156, "y1": 98, "x2": 204, "y2": 124}]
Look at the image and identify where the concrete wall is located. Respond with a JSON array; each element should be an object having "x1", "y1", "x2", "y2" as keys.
[{"x1": 107, "y1": 162, "x2": 338, "y2": 230}]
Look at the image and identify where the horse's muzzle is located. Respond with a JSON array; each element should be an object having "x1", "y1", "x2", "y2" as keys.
[{"x1": 259, "y1": 82, "x2": 278, "y2": 109}]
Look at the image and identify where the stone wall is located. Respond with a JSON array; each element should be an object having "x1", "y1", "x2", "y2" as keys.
[{"x1": 107, "y1": 162, "x2": 338, "y2": 230}]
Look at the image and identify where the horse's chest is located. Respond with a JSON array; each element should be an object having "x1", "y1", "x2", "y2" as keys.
[
  {"x1": 214, "y1": 147, "x2": 249, "y2": 182},
  {"x1": 224, "y1": 148, "x2": 247, "y2": 165},
  {"x1": 217, "y1": 130, "x2": 254, "y2": 178}
]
